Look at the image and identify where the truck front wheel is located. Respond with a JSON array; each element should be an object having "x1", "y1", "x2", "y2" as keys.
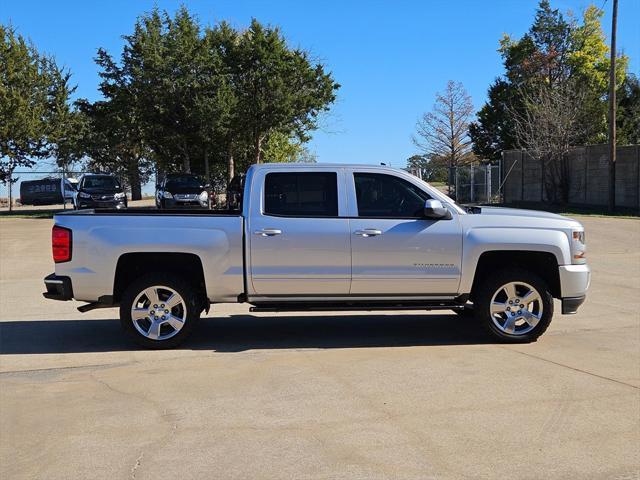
[
  {"x1": 474, "y1": 268, "x2": 553, "y2": 343},
  {"x1": 119, "y1": 273, "x2": 200, "y2": 349}
]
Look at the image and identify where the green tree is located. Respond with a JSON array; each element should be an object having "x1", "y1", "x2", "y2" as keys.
[
  {"x1": 262, "y1": 131, "x2": 317, "y2": 163},
  {"x1": 406, "y1": 154, "x2": 447, "y2": 183},
  {"x1": 1, "y1": 25, "x2": 47, "y2": 183},
  {"x1": 76, "y1": 96, "x2": 152, "y2": 200},
  {"x1": 130, "y1": 7, "x2": 204, "y2": 174},
  {"x1": 200, "y1": 22, "x2": 242, "y2": 182},
  {"x1": 568, "y1": 5, "x2": 627, "y2": 143},
  {"x1": 469, "y1": 1, "x2": 628, "y2": 160},
  {"x1": 468, "y1": 80, "x2": 515, "y2": 161},
  {"x1": 0, "y1": 25, "x2": 78, "y2": 208},
  {"x1": 91, "y1": 9, "x2": 338, "y2": 185},
  {"x1": 235, "y1": 20, "x2": 339, "y2": 164},
  {"x1": 262, "y1": 131, "x2": 303, "y2": 163},
  {"x1": 617, "y1": 73, "x2": 640, "y2": 145}
]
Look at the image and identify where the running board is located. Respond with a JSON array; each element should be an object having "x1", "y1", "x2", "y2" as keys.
[{"x1": 249, "y1": 302, "x2": 464, "y2": 313}]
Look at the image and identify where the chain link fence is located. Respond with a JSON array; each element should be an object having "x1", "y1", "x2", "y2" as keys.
[{"x1": 449, "y1": 164, "x2": 501, "y2": 204}]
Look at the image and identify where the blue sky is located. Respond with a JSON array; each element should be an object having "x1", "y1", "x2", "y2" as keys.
[{"x1": 2, "y1": 0, "x2": 639, "y2": 169}]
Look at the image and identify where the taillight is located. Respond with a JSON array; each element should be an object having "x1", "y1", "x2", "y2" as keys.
[{"x1": 52, "y1": 226, "x2": 72, "y2": 263}]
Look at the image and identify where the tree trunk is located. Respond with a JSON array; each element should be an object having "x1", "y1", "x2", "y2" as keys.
[
  {"x1": 254, "y1": 135, "x2": 262, "y2": 164},
  {"x1": 227, "y1": 145, "x2": 235, "y2": 182},
  {"x1": 204, "y1": 148, "x2": 210, "y2": 183},
  {"x1": 127, "y1": 160, "x2": 142, "y2": 201},
  {"x1": 182, "y1": 140, "x2": 191, "y2": 173},
  {"x1": 8, "y1": 183, "x2": 13, "y2": 213},
  {"x1": 7, "y1": 164, "x2": 14, "y2": 212},
  {"x1": 447, "y1": 156, "x2": 453, "y2": 196}
]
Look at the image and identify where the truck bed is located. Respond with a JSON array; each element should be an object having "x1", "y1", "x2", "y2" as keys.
[{"x1": 52, "y1": 210, "x2": 245, "y2": 303}]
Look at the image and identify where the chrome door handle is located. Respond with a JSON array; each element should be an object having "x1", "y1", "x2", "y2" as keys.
[
  {"x1": 255, "y1": 228, "x2": 282, "y2": 237},
  {"x1": 354, "y1": 229, "x2": 382, "y2": 237}
]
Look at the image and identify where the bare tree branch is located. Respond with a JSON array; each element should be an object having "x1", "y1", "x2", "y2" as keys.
[
  {"x1": 509, "y1": 79, "x2": 588, "y2": 203},
  {"x1": 412, "y1": 81, "x2": 475, "y2": 169}
]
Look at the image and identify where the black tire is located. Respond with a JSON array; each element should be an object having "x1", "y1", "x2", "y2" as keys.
[
  {"x1": 474, "y1": 268, "x2": 553, "y2": 343},
  {"x1": 119, "y1": 273, "x2": 201, "y2": 349}
]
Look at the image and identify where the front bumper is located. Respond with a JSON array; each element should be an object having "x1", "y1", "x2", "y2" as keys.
[
  {"x1": 559, "y1": 264, "x2": 590, "y2": 314},
  {"x1": 43, "y1": 273, "x2": 73, "y2": 301},
  {"x1": 562, "y1": 295, "x2": 586, "y2": 314},
  {"x1": 77, "y1": 199, "x2": 127, "y2": 209},
  {"x1": 162, "y1": 198, "x2": 208, "y2": 209}
]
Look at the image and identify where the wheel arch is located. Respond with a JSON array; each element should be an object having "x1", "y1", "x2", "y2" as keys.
[
  {"x1": 113, "y1": 252, "x2": 208, "y2": 308},
  {"x1": 468, "y1": 250, "x2": 561, "y2": 300}
]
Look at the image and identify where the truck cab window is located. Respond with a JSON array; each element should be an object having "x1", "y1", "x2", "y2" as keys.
[
  {"x1": 264, "y1": 172, "x2": 338, "y2": 217},
  {"x1": 354, "y1": 172, "x2": 431, "y2": 218}
]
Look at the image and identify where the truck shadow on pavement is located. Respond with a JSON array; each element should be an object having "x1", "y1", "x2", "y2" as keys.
[{"x1": 0, "y1": 313, "x2": 490, "y2": 354}]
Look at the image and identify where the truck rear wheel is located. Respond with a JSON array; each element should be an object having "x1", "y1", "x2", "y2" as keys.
[
  {"x1": 474, "y1": 268, "x2": 553, "y2": 343},
  {"x1": 119, "y1": 273, "x2": 200, "y2": 349}
]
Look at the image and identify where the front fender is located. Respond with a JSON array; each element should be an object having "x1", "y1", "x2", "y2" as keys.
[{"x1": 459, "y1": 227, "x2": 571, "y2": 294}]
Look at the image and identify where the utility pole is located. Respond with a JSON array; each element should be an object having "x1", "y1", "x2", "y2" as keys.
[{"x1": 608, "y1": 0, "x2": 618, "y2": 212}]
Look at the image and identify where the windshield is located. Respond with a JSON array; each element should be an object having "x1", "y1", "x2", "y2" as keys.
[
  {"x1": 166, "y1": 175, "x2": 202, "y2": 190},
  {"x1": 83, "y1": 176, "x2": 119, "y2": 190}
]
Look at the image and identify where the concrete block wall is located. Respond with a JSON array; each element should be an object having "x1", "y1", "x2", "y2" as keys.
[{"x1": 502, "y1": 145, "x2": 639, "y2": 209}]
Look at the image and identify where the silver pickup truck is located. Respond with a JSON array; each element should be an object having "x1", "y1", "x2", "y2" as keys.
[{"x1": 44, "y1": 163, "x2": 590, "y2": 348}]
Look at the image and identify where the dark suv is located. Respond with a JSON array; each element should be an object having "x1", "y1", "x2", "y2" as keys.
[
  {"x1": 74, "y1": 174, "x2": 127, "y2": 210},
  {"x1": 156, "y1": 173, "x2": 209, "y2": 209}
]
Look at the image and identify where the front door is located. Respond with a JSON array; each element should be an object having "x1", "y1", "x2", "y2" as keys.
[
  {"x1": 349, "y1": 172, "x2": 462, "y2": 295},
  {"x1": 249, "y1": 170, "x2": 351, "y2": 296}
]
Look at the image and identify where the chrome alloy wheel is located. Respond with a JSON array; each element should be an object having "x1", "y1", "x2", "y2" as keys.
[
  {"x1": 131, "y1": 285, "x2": 187, "y2": 341},
  {"x1": 489, "y1": 281, "x2": 543, "y2": 336}
]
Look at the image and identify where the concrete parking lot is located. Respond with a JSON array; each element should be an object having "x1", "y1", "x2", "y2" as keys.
[{"x1": 0, "y1": 215, "x2": 638, "y2": 479}]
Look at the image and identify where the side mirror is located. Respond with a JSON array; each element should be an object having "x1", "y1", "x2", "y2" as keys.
[
  {"x1": 204, "y1": 184, "x2": 212, "y2": 190},
  {"x1": 423, "y1": 199, "x2": 451, "y2": 220}
]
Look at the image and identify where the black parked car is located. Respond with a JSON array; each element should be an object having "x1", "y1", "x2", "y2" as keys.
[
  {"x1": 155, "y1": 173, "x2": 209, "y2": 209},
  {"x1": 74, "y1": 174, "x2": 127, "y2": 209}
]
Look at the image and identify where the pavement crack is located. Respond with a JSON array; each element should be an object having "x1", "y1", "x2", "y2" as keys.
[
  {"x1": 89, "y1": 371, "x2": 150, "y2": 403},
  {"x1": 88, "y1": 372, "x2": 182, "y2": 472},
  {"x1": 503, "y1": 347, "x2": 639, "y2": 390},
  {"x1": 130, "y1": 452, "x2": 143, "y2": 479},
  {"x1": 0, "y1": 361, "x2": 130, "y2": 376}
]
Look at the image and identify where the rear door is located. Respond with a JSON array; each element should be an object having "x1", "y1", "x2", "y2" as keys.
[
  {"x1": 348, "y1": 171, "x2": 463, "y2": 295},
  {"x1": 248, "y1": 169, "x2": 351, "y2": 296}
]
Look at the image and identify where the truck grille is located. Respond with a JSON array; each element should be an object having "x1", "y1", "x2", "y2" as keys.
[
  {"x1": 174, "y1": 194, "x2": 197, "y2": 201},
  {"x1": 91, "y1": 194, "x2": 115, "y2": 201}
]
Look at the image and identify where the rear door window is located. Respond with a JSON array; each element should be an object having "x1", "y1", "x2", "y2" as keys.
[{"x1": 264, "y1": 172, "x2": 338, "y2": 217}]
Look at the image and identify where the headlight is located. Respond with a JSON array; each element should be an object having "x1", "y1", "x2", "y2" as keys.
[
  {"x1": 571, "y1": 229, "x2": 586, "y2": 263},
  {"x1": 199, "y1": 191, "x2": 208, "y2": 201},
  {"x1": 114, "y1": 192, "x2": 126, "y2": 200},
  {"x1": 163, "y1": 192, "x2": 173, "y2": 199},
  {"x1": 78, "y1": 192, "x2": 91, "y2": 199}
]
